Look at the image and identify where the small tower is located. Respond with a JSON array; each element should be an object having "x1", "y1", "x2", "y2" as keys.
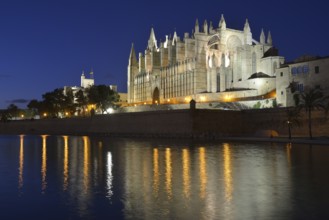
[
  {"x1": 219, "y1": 14, "x2": 226, "y2": 30},
  {"x1": 147, "y1": 27, "x2": 157, "y2": 51},
  {"x1": 203, "y1": 20, "x2": 208, "y2": 34},
  {"x1": 128, "y1": 43, "x2": 138, "y2": 103},
  {"x1": 195, "y1": 18, "x2": 199, "y2": 34},
  {"x1": 267, "y1": 31, "x2": 272, "y2": 45},
  {"x1": 80, "y1": 70, "x2": 85, "y2": 87},
  {"x1": 260, "y1": 29, "x2": 265, "y2": 44},
  {"x1": 209, "y1": 21, "x2": 214, "y2": 34},
  {"x1": 243, "y1": 19, "x2": 252, "y2": 45}
]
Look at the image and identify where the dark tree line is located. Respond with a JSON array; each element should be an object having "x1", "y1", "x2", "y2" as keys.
[{"x1": 27, "y1": 85, "x2": 119, "y2": 118}]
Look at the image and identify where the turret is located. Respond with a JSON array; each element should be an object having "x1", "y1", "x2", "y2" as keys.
[
  {"x1": 203, "y1": 20, "x2": 208, "y2": 34},
  {"x1": 260, "y1": 29, "x2": 265, "y2": 44},
  {"x1": 128, "y1": 43, "x2": 139, "y2": 103},
  {"x1": 209, "y1": 21, "x2": 214, "y2": 34},
  {"x1": 219, "y1": 14, "x2": 226, "y2": 30},
  {"x1": 80, "y1": 71, "x2": 85, "y2": 87},
  {"x1": 128, "y1": 43, "x2": 138, "y2": 66},
  {"x1": 195, "y1": 18, "x2": 199, "y2": 34},
  {"x1": 147, "y1": 27, "x2": 158, "y2": 51},
  {"x1": 267, "y1": 31, "x2": 272, "y2": 45},
  {"x1": 244, "y1": 19, "x2": 252, "y2": 45}
]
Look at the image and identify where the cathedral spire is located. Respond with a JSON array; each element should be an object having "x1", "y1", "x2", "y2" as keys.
[
  {"x1": 129, "y1": 43, "x2": 138, "y2": 66},
  {"x1": 267, "y1": 31, "x2": 272, "y2": 45},
  {"x1": 195, "y1": 18, "x2": 199, "y2": 34},
  {"x1": 203, "y1": 20, "x2": 208, "y2": 34},
  {"x1": 172, "y1": 31, "x2": 178, "y2": 45},
  {"x1": 260, "y1": 29, "x2": 265, "y2": 44},
  {"x1": 147, "y1": 27, "x2": 158, "y2": 50},
  {"x1": 219, "y1": 14, "x2": 226, "y2": 30},
  {"x1": 244, "y1": 19, "x2": 251, "y2": 32},
  {"x1": 209, "y1": 21, "x2": 214, "y2": 33}
]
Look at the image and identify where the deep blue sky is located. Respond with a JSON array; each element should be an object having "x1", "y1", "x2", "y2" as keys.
[{"x1": 0, "y1": 0, "x2": 328, "y2": 109}]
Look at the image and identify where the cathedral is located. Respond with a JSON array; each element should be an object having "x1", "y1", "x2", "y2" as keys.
[{"x1": 127, "y1": 15, "x2": 284, "y2": 105}]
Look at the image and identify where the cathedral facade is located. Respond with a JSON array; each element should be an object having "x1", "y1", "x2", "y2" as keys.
[{"x1": 127, "y1": 15, "x2": 284, "y2": 105}]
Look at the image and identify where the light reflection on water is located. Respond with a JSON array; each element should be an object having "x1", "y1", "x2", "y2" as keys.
[{"x1": 0, "y1": 135, "x2": 329, "y2": 219}]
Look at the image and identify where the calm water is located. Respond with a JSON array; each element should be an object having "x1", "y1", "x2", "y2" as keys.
[{"x1": 0, "y1": 135, "x2": 329, "y2": 219}]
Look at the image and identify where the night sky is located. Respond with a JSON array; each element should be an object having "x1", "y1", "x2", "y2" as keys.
[{"x1": 0, "y1": 0, "x2": 328, "y2": 109}]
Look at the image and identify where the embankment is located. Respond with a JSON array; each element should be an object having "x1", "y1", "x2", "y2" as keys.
[{"x1": 0, "y1": 108, "x2": 328, "y2": 138}]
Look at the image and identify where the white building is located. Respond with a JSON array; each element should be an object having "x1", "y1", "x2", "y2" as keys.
[
  {"x1": 276, "y1": 56, "x2": 329, "y2": 107},
  {"x1": 128, "y1": 15, "x2": 284, "y2": 105}
]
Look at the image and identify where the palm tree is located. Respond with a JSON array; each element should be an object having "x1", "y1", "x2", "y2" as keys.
[
  {"x1": 285, "y1": 107, "x2": 301, "y2": 139},
  {"x1": 297, "y1": 87, "x2": 326, "y2": 139}
]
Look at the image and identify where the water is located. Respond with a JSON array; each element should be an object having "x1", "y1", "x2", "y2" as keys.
[{"x1": 0, "y1": 135, "x2": 329, "y2": 219}]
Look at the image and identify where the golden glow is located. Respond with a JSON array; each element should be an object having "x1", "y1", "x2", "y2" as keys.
[
  {"x1": 43, "y1": 113, "x2": 47, "y2": 117},
  {"x1": 18, "y1": 135, "x2": 24, "y2": 190},
  {"x1": 182, "y1": 149, "x2": 191, "y2": 198},
  {"x1": 199, "y1": 147, "x2": 207, "y2": 199},
  {"x1": 83, "y1": 136, "x2": 90, "y2": 194},
  {"x1": 224, "y1": 95, "x2": 232, "y2": 102},
  {"x1": 153, "y1": 148, "x2": 159, "y2": 196},
  {"x1": 184, "y1": 96, "x2": 192, "y2": 103},
  {"x1": 223, "y1": 143, "x2": 233, "y2": 201},
  {"x1": 21, "y1": 114, "x2": 24, "y2": 118},
  {"x1": 165, "y1": 148, "x2": 172, "y2": 199},
  {"x1": 63, "y1": 136, "x2": 69, "y2": 191},
  {"x1": 200, "y1": 96, "x2": 206, "y2": 102},
  {"x1": 167, "y1": 99, "x2": 170, "y2": 102},
  {"x1": 65, "y1": 112, "x2": 69, "y2": 116},
  {"x1": 41, "y1": 135, "x2": 48, "y2": 193}
]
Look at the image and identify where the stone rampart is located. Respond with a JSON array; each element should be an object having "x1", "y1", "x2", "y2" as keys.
[{"x1": 0, "y1": 108, "x2": 328, "y2": 138}]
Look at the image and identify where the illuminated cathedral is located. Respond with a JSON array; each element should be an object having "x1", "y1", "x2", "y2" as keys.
[{"x1": 127, "y1": 15, "x2": 283, "y2": 106}]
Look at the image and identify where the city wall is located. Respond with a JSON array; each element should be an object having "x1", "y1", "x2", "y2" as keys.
[{"x1": 0, "y1": 108, "x2": 328, "y2": 138}]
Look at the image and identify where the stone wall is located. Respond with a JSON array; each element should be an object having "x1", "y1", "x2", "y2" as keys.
[{"x1": 0, "y1": 108, "x2": 328, "y2": 138}]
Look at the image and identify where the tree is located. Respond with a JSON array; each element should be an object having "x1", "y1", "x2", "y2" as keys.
[
  {"x1": 27, "y1": 99, "x2": 40, "y2": 117},
  {"x1": 75, "y1": 90, "x2": 88, "y2": 116},
  {"x1": 86, "y1": 85, "x2": 119, "y2": 114},
  {"x1": 7, "y1": 104, "x2": 19, "y2": 119},
  {"x1": 284, "y1": 107, "x2": 301, "y2": 139},
  {"x1": 297, "y1": 87, "x2": 327, "y2": 139}
]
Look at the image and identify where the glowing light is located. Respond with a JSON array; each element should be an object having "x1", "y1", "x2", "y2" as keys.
[
  {"x1": 200, "y1": 96, "x2": 206, "y2": 102},
  {"x1": 63, "y1": 136, "x2": 69, "y2": 191},
  {"x1": 165, "y1": 148, "x2": 172, "y2": 199},
  {"x1": 153, "y1": 148, "x2": 159, "y2": 196},
  {"x1": 41, "y1": 135, "x2": 48, "y2": 193},
  {"x1": 223, "y1": 143, "x2": 233, "y2": 201},
  {"x1": 106, "y1": 152, "x2": 113, "y2": 199},
  {"x1": 167, "y1": 99, "x2": 170, "y2": 102},
  {"x1": 224, "y1": 95, "x2": 232, "y2": 102},
  {"x1": 83, "y1": 136, "x2": 90, "y2": 194},
  {"x1": 43, "y1": 113, "x2": 47, "y2": 117},
  {"x1": 18, "y1": 135, "x2": 24, "y2": 190},
  {"x1": 106, "y1": 108, "x2": 113, "y2": 114},
  {"x1": 21, "y1": 114, "x2": 24, "y2": 118},
  {"x1": 65, "y1": 112, "x2": 69, "y2": 116},
  {"x1": 182, "y1": 149, "x2": 191, "y2": 198},
  {"x1": 199, "y1": 147, "x2": 207, "y2": 199}
]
